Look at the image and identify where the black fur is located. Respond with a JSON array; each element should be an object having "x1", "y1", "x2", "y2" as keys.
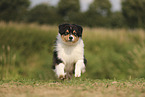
[
  {"x1": 59, "y1": 24, "x2": 83, "y2": 37},
  {"x1": 84, "y1": 56, "x2": 87, "y2": 66},
  {"x1": 52, "y1": 51, "x2": 63, "y2": 69}
]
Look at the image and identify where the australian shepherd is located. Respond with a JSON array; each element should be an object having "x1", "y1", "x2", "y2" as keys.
[{"x1": 52, "y1": 23, "x2": 87, "y2": 79}]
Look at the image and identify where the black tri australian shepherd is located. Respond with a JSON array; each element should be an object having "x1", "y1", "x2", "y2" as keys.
[{"x1": 52, "y1": 23, "x2": 87, "y2": 79}]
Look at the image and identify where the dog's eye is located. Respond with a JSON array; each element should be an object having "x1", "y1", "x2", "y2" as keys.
[
  {"x1": 73, "y1": 30, "x2": 77, "y2": 36},
  {"x1": 65, "y1": 32, "x2": 69, "y2": 35},
  {"x1": 73, "y1": 32, "x2": 77, "y2": 36},
  {"x1": 64, "y1": 30, "x2": 69, "y2": 35}
]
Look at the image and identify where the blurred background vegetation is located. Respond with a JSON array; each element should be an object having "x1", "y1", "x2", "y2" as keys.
[
  {"x1": 0, "y1": 0, "x2": 145, "y2": 28},
  {"x1": 0, "y1": 0, "x2": 145, "y2": 80}
]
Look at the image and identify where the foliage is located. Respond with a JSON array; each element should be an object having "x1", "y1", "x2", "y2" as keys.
[
  {"x1": 122, "y1": 0, "x2": 145, "y2": 28},
  {"x1": 0, "y1": 0, "x2": 145, "y2": 28},
  {"x1": 26, "y1": 4, "x2": 60, "y2": 24},
  {"x1": 0, "y1": 0, "x2": 30, "y2": 22},
  {"x1": 0, "y1": 22, "x2": 145, "y2": 80},
  {"x1": 88, "y1": 0, "x2": 111, "y2": 16},
  {"x1": 57, "y1": 0, "x2": 81, "y2": 22},
  {"x1": 79, "y1": 0, "x2": 112, "y2": 27},
  {"x1": 109, "y1": 12, "x2": 126, "y2": 28}
]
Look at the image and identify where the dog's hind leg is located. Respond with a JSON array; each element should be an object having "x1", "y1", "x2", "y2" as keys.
[{"x1": 66, "y1": 71, "x2": 74, "y2": 79}]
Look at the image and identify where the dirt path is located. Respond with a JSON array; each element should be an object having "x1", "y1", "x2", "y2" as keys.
[{"x1": 0, "y1": 81, "x2": 145, "y2": 97}]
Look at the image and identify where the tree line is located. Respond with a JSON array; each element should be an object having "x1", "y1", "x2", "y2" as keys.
[{"x1": 0, "y1": 0, "x2": 145, "y2": 28}]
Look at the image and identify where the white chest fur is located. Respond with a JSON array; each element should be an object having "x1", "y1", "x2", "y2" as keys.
[{"x1": 55, "y1": 34, "x2": 84, "y2": 71}]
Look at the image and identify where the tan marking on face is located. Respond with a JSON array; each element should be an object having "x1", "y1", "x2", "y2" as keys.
[
  {"x1": 72, "y1": 34, "x2": 79, "y2": 43},
  {"x1": 66, "y1": 30, "x2": 69, "y2": 33},
  {"x1": 61, "y1": 34, "x2": 70, "y2": 42},
  {"x1": 61, "y1": 34, "x2": 79, "y2": 43},
  {"x1": 73, "y1": 30, "x2": 77, "y2": 34}
]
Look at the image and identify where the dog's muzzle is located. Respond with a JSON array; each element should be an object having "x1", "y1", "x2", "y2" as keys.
[{"x1": 69, "y1": 35, "x2": 74, "y2": 42}]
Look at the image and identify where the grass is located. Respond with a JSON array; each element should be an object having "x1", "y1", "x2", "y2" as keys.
[
  {"x1": 0, "y1": 78, "x2": 145, "y2": 97},
  {"x1": 0, "y1": 22, "x2": 145, "y2": 80},
  {"x1": 0, "y1": 22, "x2": 145, "y2": 97}
]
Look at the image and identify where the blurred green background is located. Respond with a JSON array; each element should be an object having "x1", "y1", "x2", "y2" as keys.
[
  {"x1": 0, "y1": 23, "x2": 145, "y2": 80},
  {"x1": 0, "y1": 0, "x2": 145, "y2": 80},
  {"x1": 0, "y1": 0, "x2": 145, "y2": 28}
]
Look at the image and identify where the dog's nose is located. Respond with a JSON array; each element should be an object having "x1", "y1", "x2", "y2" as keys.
[{"x1": 69, "y1": 36, "x2": 73, "y2": 40}]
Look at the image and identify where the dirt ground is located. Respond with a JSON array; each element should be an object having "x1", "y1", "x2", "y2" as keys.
[{"x1": 0, "y1": 80, "x2": 145, "y2": 97}]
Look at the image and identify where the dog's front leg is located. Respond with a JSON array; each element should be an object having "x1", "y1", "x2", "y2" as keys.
[
  {"x1": 75, "y1": 60, "x2": 85, "y2": 77},
  {"x1": 55, "y1": 63, "x2": 66, "y2": 79}
]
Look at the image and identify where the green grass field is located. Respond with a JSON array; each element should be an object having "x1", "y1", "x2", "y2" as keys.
[{"x1": 0, "y1": 22, "x2": 145, "y2": 97}]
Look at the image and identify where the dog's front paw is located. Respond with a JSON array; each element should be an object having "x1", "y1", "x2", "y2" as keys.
[
  {"x1": 55, "y1": 63, "x2": 66, "y2": 79},
  {"x1": 75, "y1": 70, "x2": 81, "y2": 77},
  {"x1": 75, "y1": 74, "x2": 81, "y2": 78},
  {"x1": 58, "y1": 74, "x2": 66, "y2": 79}
]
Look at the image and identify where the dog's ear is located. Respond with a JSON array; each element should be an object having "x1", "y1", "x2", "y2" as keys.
[
  {"x1": 59, "y1": 24, "x2": 69, "y2": 35},
  {"x1": 76, "y1": 25, "x2": 83, "y2": 37}
]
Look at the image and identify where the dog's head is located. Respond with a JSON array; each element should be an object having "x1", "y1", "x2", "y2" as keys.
[{"x1": 59, "y1": 24, "x2": 83, "y2": 44}]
